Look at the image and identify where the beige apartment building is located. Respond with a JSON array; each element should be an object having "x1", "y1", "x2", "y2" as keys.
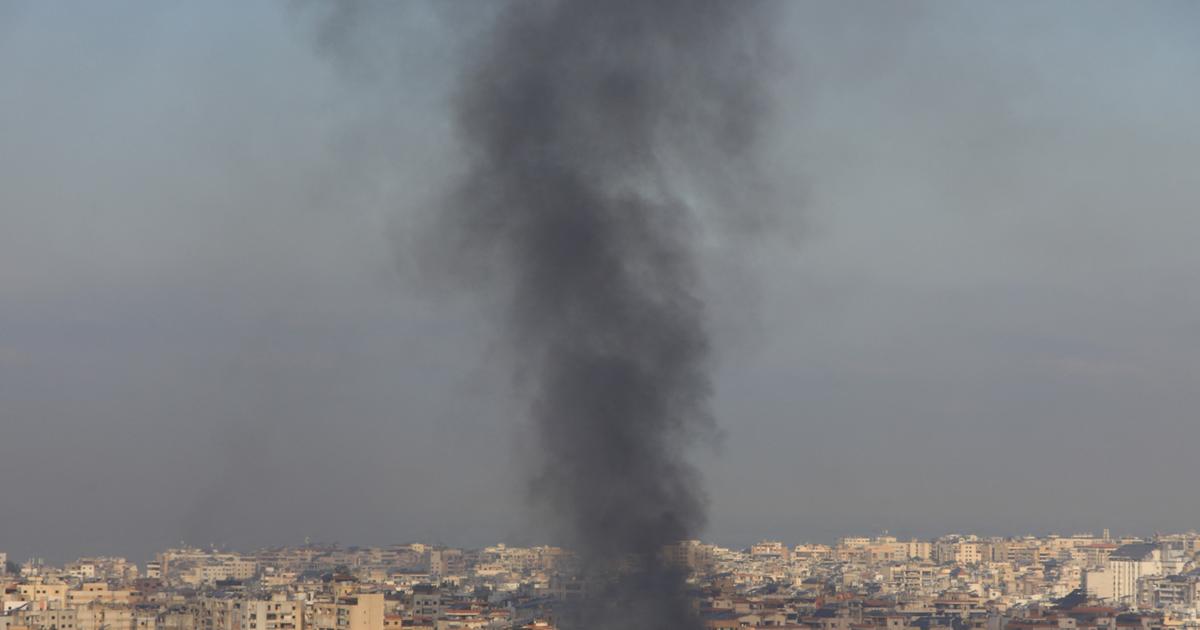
[
  {"x1": 242, "y1": 594, "x2": 302, "y2": 630},
  {"x1": 882, "y1": 563, "x2": 943, "y2": 595},
  {"x1": 74, "y1": 602, "x2": 136, "y2": 630},
  {"x1": 749, "y1": 541, "x2": 790, "y2": 562},
  {"x1": 791, "y1": 544, "x2": 832, "y2": 561},
  {"x1": 6, "y1": 608, "x2": 77, "y2": 630},
  {"x1": 905, "y1": 540, "x2": 933, "y2": 561},
  {"x1": 195, "y1": 597, "x2": 245, "y2": 630},
  {"x1": 308, "y1": 594, "x2": 383, "y2": 630},
  {"x1": 159, "y1": 608, "x2": 198, "y2": 630},
  {"x1": 16, "y1": 582, "x2": 68, "y2": 610},
  {"x1": 1140, "y1": 574, "x2": 1200, "y2": 609},
  {"x1": 186, "y1": 560, "x2": 257, "y2": 586},
  {"x1": 66, "y1": 583, "x2": 134, "y2": 607},
  {"x1": 954, "y1": 542, "x2": 986, "y2": 566},
  {"x1": 158, "y1": 551, "x2": 255, "y2": 586}
]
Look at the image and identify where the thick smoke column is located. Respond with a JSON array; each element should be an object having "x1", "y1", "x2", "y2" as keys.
[{"x1": 443, "y1": 1, "x2": 774, "y2": 629}]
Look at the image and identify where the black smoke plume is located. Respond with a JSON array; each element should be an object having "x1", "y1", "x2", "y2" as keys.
[
  {"x1": 305, "y1": 0, "x2": 774, "y2": 626},
  {"x1": 439, "y1": 2, "x2": 775, "y2": 629}
]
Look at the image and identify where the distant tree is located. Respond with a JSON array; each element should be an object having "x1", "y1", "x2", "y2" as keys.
[{"x1": 4, "y1": 560, "x2": 19, "y2": 575}]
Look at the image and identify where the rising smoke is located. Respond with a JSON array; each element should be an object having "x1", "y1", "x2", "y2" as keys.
[
  {"x1": 440, "y1": 2, "x2": 775, "y2": 628},
  {"x1": 311, "y1": 1, "x2": 775, "y2": 627}
]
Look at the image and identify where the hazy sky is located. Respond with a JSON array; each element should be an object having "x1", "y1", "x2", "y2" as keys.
[{"x1": 3, "y1": 1, "x2": 1200, "y2": 564}]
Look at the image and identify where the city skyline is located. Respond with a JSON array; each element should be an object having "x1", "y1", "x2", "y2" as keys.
[
  {"x1": 7, "y1": 530, "x2": 1200, "y2": 613},
  {"x1": 5, "y1": 1, "x2": 1200, "y2": 574},
  {"x1": 9, "y1": 526, "x2": 1200, "y2": 569}
]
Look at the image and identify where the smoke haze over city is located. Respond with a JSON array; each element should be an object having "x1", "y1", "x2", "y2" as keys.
[{"x1": 4, "y1": 0, "x2": 1200, "y2": 568}]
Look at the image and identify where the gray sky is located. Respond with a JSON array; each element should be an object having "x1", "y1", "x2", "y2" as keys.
[{"x1": 3, "y1": 1, "x2": 1200, "y2": 564}]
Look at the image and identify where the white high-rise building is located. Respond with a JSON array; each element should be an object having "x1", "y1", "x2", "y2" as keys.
[{"x1": 1085, "y1": 543, "x2": 1162, "y2": 604}]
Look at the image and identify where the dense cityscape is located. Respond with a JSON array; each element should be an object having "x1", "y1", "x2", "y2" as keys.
[
  {"x1": 7, "y1": 4, "x2": 1200, "y2": 630},
  {"x1": 4, "y1": 531, "x2": 1200, "y2": 630}
]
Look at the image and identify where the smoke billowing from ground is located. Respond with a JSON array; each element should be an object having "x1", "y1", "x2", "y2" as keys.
[
  {"x1": 439, "y1": 2, "x2": 775, "y2": 628},
  {"x1": 306, "y1": 0, "x2": 775, "y2": 626}
]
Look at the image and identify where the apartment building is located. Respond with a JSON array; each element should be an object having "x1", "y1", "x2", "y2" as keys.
[
  {"x1": 1139, "y1": 574, "x2": 1200, "y2": 609},
  {"x1": 1084, "y1": 543, "x2": 1163, "y2": 604},
  {"x1": 242, "y1": 594, "x2": 302, "y2": 630},
  {"x1": 308, "y1": 594, "x2": 383, "y2": 630},
  {"x1": 750, "y1": 541, "x2": 790, "y2": 562}
]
